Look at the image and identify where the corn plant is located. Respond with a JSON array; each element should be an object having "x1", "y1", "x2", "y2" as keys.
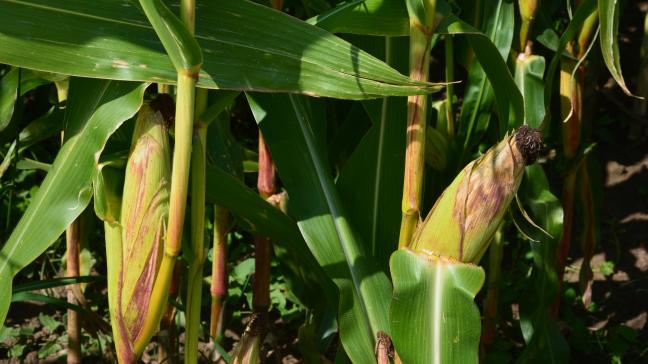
[{"x1": 0, "y1": 0, "x2": 639, "y2": 362}]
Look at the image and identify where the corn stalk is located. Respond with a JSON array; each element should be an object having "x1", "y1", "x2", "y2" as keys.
[
  {"x1": 209, "y1": 206, "x2": 228, "y2": 342},
  {"x1": 157, "y1": 265, "x2": 180, "y2": 364},
  {"x1": 481, "y1": 228, "x2": 504, "y2": 348},
  {"x1": 555, "y1": 7, "x2": 598, "y2": 313},
  {"x1": 399, "y1": 0, "x2": 437, "y2": 247},
  {"x1": 155, "y1": 82, "x2": 178, "y2": 363},
  {"x1": 133, "y1": 0, "x2": 202, "y2": 356},
  {"x1": 59, "y1": 82, "x2": 82, "y2": 364},
  {"x1": 185, "y1": 81, "x2": 208, "y2": 364},
  {"x1": 253, "y1": 135, "x2": 274, "y2": 314},
  {"x1": 518, "y1": 0, "x2": 538, "y2": 51},
  {"x1": 444, "y1": 35, "x2": 455, "y2": 136},
  {"x1": 66, "y1": 218, "x2": 82, "y2": 364}
]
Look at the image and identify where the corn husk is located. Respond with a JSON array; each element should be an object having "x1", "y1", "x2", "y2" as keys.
[
  {"x1": 410, "y1": 126, "x2": 541, "y2": 263},
  {"x1": 111, "y1": 103, "x2": 171, "y2": 362}
]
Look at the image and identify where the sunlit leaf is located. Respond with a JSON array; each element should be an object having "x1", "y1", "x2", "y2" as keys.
[
  {"x1": 0, "y1": 0, "x2": 437, "y2": 99},
  {"x1": 390, "y1": 249, "x2": 485, "y2": 363}
]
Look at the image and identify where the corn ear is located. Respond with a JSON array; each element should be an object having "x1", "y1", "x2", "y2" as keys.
[
  {"x1": 410, "y1": 126, "x2": 541, "y2": 263},
  {"x1": 111, "y1": 102, "x2": 171, "y2": 363}
]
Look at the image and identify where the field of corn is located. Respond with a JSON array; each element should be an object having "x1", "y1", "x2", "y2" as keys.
[{"x1": 0, "y1": 0, "x2": 647, "y2": 363}]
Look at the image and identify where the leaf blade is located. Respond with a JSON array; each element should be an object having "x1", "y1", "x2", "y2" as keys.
[
  {"x1": 0, "y1": 0, "x2": 437, "y2": 99},
  {"x1": 598, "y1": 0, "x2": 635, "y2": 97},
  {"x1": 390, "y1": 249, "x2": 485, "y2": 364},
  {"x1": 247, "y1": 92, "x2": 392, "y2": 363}
]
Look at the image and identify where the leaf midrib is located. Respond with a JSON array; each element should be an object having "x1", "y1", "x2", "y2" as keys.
[{"x1": 289, "y1": 94, "x2": 374, "y2": 335}]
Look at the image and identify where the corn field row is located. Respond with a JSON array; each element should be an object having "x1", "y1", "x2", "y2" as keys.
[{"x1": 0, "y1": 0, "x2": 646, "y2": 363}]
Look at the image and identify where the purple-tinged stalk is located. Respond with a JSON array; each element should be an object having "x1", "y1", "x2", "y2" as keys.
[
  {"x1": 66, "y1": 219, "x2": 82, "y2": 364},
  {"x1": 209, "y1": 206, "x2": 229, "y2": 341},
  {"x1": 233, "y1": 2, "x2": 281, "y2": 360},
  {"x1": 157, "y1": 264, "x2": 180, "y2": 364},
  {"x1": 481, "y1": 228, "x2": 504, "y2": 348},
  {"x1": 254, "y1": 134, "x2": 274, "y2": 314},
  {"x1": 61, "y1": 82, "x2": 82, "y2": 364},
  {"x1": 399, "y1": 0, "x2": 438, "y2": 247},
  {"x1": 409, "y1": 127, "x2": 542, "y2": 263},
  {"x1": 233, "y1": 129, "x2": 277, "y2": 364}
]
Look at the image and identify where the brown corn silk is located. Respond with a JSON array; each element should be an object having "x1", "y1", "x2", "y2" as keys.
[
  {"x1": 410, "y1": 127, "x2": 540, "y2": 263},
  {"x1": 112, "y1": 103, "x2": 171, "y2": 362}
]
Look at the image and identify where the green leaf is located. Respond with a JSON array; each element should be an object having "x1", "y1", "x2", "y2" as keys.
[
  {"x1": 516, "y1": 165, "x2": 569, "y2": 363},
  {"x1": 449, "y1": 0, "x2": 518, "y2": 144},
  {"x1": 598, "y1": 0, "x2": 635, "y2": 97},
  {"x1": 247, "y1": 92, "x2": 392, "y2": 363},
  {"x1": 9, "y1": 343, "x2": 26, "y2": 358},
  {"x1": 0, "y1": 68, "x2": 67, "y2": 136},
  {"x1": 536, "y1": 29, "x2": 578, "y2": 61},
  {"x1": 337, "y1": 97, "x2": 405, "y2": 273},
  {"x1": 0, "y1": 326, "x2": 20, "y2": 343},
  {"x1": 543, "y1": 0, "x2": 597, "y2": 123},
  {"x1": 206, "y1": 112, "x2": 244, "y2": 180},
  {"x1": 17, "y1": 107, "x2": 65, "y2": 152},
  {"x1": 309, "y1": 0, "x2": 523, "y2": 139},
  {"x1": 38, "y1": 341, "x2": 62, "y2": 359},
  {"x1": 11, "y1": 292, "x2": 93, "y2": 315},
  {"x1": 138, "y1": 0, "x2": 202, "y2": 72},
  {"x1": 231, "y1": 258, "x2": 255, "y2": 285},
  {"x1": 337, "y1": 36, "x2": 409, "y2": 272},
  {"x1": 93, "y1": 165, "x2": 124, "y2": 224},
  {"x1": 38, "y1": 313, "x2": 62, "y2": 332},
  {"x1": 0, "y1": 79, "x2": 146, "y2": 325},
  {"x1": 515, "y1": 55, "x2": 546, "y2": 128},
  {"x1": 0, "y1": 0, "x2": 437, "y2": 99},
  {"x1": 0, "y1": 68, "x2": 19, "y2": 132},
  {"x1": 390, "y1": 249, "x2": 485, "y2": 364},
  {"x1": 16, "y1": 158, "x2": 51, "y2": 172},
  {"x1": 13, "y1": 276, "x2": 102, "y2": 294},
  {"x1": 200, "y1": 91, "x2": 240, "y2": 126},
  {"x1": 308, "y1": 0, "x2": 409, "y2": 36}
]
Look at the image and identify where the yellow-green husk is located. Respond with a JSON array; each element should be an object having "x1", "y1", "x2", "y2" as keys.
[
  {"x1": 410, "y1": 129, "x2": 536, "y2": 263},
  {"x1": 110, "y1": 103, "x2": 171, "y2": 363}
]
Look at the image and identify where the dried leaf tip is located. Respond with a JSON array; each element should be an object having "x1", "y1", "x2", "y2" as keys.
[{"x1": 515, "y1": 125, "x2": 542, "y2": 164}]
